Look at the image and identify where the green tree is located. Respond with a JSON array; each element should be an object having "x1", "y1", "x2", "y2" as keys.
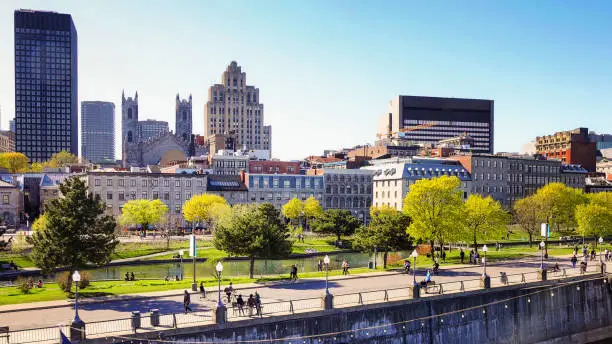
[
  {"x1": 575, "y1": 193, "x2": 612, "y2": 246},
  {"x1": 402, "y1": 175, "x2": 464, "y2": 260},
  {"x1": 27, "y1": 177, "x2": 117, "y2": 291},
  {"x1": 29, "y1": 162, "x2": 43, "y2": 173},
  {"x1": 0, "y1": 152, "x2": 29, "y2": 173},
  {"x1": 182, "y1": 194, "x2": 228, "y2": 230},
  {"x1": 303, "y1": 196, "x2": 323, "y2": 230},
  {"x1": 120, "y1": 199, "x2": 169, "y2": 231},
  {"x1": 0, "y1": 226, "x2": 6, "y2": 250},
  {"x1": 310, "y1": 209, "x2": 361, "y2": 241},
  {"x1": 353, "y1": 206, "x2": 411, "y2": 268},
  {"x1": 282, "y1": 198, "x2": 304, "y2": 226},
  {"x1": 213, "y1": 203, "x2": 292, "y2": 278},
  {"x1": 31, "y1": 214, "x2": 48, "y2": 232},
  {"x1": 463, "y1": 195, "x2": 510, "y2": 252},
  {"x1": 513, "y1": 195, "x2": 542, "y2": 247},
  {"x1": 43, "y1": 150, "x2": 79, "y2": 168},
  {"x1": 533, "y1": 183, "x2": 588, "y2": 232}
]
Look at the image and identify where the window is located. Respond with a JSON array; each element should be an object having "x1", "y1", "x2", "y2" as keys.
[
  {"x1": 152, "y1": 179, "x2": 158, "y2": 187},
  {"x1": 119, "y1": 192, "x2": 125, "y2": 201},
  {"x1": 107, "y1": 192, "x2": 113, "y2": 200},
  {"x1": 94, "y1": 179, "x2": 101, "y2": 186},
  {"x1": 118, "y1": 179, "x2": 125, "y2": 187},
  {"x1": 130, "y1": 192, "x2": 136, "y2": 200},
  {"x1": 164, "y1": 180, "x2": 170, "y2": 187},
  {"x1": 185, "y1": 180, "x2": 191, "y2": 187},
  {"x1": 142, "y1": 180, "x2": 147, "y2": 187},
  {"x1": 153, "y1": 191, "x2": 159, "y2": 199},
  {"x1": 186, "y1": 192, "x2": 192, "y2": 199},
  {"x1": 164, "y1": 192, "x2": 170, "y2": 200},
  {"x1": 107, "y1": 179, "x2": 112, "y2": 186},
  {"x1": 142, "y1": 192, "x2": 147, "y2": 199},
  {"x1": 175, "y1": 205, "x2": 180, "y2": 214},
  {"x1": 175, "y1": 192, "x2": 180, "y2": 200},
  {"x1": 175, "y1": 180, "x2": 180, "y2": 187},
  {"x1": 131, "y1": 180, "x2": 136, "y2": 187},
  {"x1": 2, "y1": 194, "x2": 8, "y2": 204}
]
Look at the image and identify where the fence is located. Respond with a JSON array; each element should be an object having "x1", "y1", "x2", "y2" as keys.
[{"x1": 1, "y1": 265, "x2": 603, "y2": 344}]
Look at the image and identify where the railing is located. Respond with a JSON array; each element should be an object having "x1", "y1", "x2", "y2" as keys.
[{"x1": 2, "y1": 266, "x2": 604, "y2": 344}]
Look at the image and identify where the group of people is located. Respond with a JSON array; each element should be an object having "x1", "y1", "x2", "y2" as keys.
[
  {"x1": 124, "y1": 272, "x2": 136, "y2": 281},
  {"x1": 289, "y1": 265, "x2": 299, "y2": 280},
  {"x1": 234, "y1": 292, "x2": 262, "y2": 316},
  {"x1": 341, "y1": 260, "x2": 350, "y2": 275},
  {"x1": 468, "y1": 249, "x2": 481, "y2": 264}
]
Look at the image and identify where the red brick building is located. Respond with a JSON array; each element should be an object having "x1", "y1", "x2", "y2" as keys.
[
  {"x1": 248, "y1": 160, "x2": 300, "y2": 174},
  {"x1": 536, "y1": 128, "x2": 596, "y2": 172}
]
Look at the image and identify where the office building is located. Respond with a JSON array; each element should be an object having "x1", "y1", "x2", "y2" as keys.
[
  {"x1": 536, "y1": 127, "x2": 596, "y2": 172},
  {"x1": 204, "y1": 61, "x2": 272, "y2": 155},
  {"x1": 0, "y1": 131, "x2": 15, "y2": 152},
  {"x1": 81, "y1": 101, "x2": 115, "y2": 163},
  {"x1": 377, "y1": 96, "x2": 494, "y2": 154},
  {"x1": 246, "y1": 173, "x2": 324, "y2": 209},
  {"x1": 9, "y1": 120, "x2": 15, "y2": 133},
  {"x1": 589, "y1": 131, "x2": 612, "y2": 150},
  {"x1": 249, "y1": 160, "x2": 300, "y2": 174},
  {"x1": 138, "y1": 119, "x2": 169, "y2": 141},
  {"x1": 211, "y1": 151, "x2": 249, "y2": 175},
  {"x1": 14, "y1": 10, "x2": 78, "y2": 162}
]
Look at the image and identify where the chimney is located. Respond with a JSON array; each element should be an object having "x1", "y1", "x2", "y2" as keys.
[{"x1": 240, "y1": 169, "x2": 246, "y2": 184}]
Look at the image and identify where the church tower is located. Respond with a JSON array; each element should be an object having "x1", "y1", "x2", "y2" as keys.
[
  {"x1": 122, "y1": 90, "x2": 139, "y2": 145},
  {"x1": 175, "y1": 94, "x2": 192, "y2": 142}
]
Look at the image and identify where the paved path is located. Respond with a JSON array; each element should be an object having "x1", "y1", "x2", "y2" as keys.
[{"x1": 0, "y1": 257, "x2": 587, "y2": 331}]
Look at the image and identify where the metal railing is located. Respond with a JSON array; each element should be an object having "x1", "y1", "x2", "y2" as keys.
[{"x1": 2, "y1": 266, "x2": 603, "y2": 344}]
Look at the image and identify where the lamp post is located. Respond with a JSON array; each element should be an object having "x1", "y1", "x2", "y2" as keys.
[
  {"x1": 179, "y1": 250, "x2": 184, "y2": 280},
  {"x1": 70, "y1": 271, "x2": 85, "y2": 341},
  {"x1": 481, "y1": 245, "x2": 490, "y2": 289},
  {"x1": 213, "y1": 261, "x2": 226, "y2": 323},
  {"x1": 410, "y1": 249, "x2": 420, "y2": 298},
  {"x1": 538, "y1": 241, "x2": 547, "y2": 281},
  {"x1": 599, "y1": 237, "x2": 604, "y2": 262},
  {"x1": 322, "y1": 255, "x2": 333, "y2": 310}
]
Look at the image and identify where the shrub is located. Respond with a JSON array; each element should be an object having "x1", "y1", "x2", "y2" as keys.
[
  {"x1": 56, "y1": 271, "x2": 71, "y2": 292},
  {"x1": 78, "y1": 271, "x2": 91, "y2": 289},
  {"x1": 16, "y1": 276, "x2": 32, "y2": 294}
]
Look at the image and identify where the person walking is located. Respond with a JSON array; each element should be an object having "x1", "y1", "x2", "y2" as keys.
[
  {"x1": 236, "y1": 294, "x2": 245, "y2": 316},
  {"x1": 341, "y1": 260, "x2": 348, "y2": 275},
  {"x1": 292, "y1": 265, "x2": 299, "y2": 280},
  {"x1": 199, "y1": 281, "x2": 206, "y2": 299},
  {"x1": 224, "y1": 282, "x2": 234, "y2": 303},
  {"x1": 460, "y1": 249, "x2": 465, "y2": 264},
  {"x1": 183, "y1": 290, "x2": 192, "y2": 313},
  {"x1": 247, "y1": 294, "x2": 256, "y2": 316},
  {"x1": 254, "y1": 291, "x2": 262, "y2": 316},
  {"x1": 571, "y1": 254, "x2": 578, "y2": 269},
  {"x1": 317, "y1": 259, "x2": 323, "y2": 272}
]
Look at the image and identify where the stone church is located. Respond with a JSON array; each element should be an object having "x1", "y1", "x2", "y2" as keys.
[{"x1": 122, "y1": 91, "x2": 207, "y2": 167}]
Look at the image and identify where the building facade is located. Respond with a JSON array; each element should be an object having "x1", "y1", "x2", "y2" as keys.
[
  {"x1": 560, "y1": 165, "x2": 588, "y2": 190},
  {"x1": 246, "y1": 174, "x2": 324, "y2": 209},
  {"x1": 14, "y1": 10, "x2": 78, "y2": 161},
  {"x1": 316, "y1": 169, "x2": 374, "y2": 223},
  {"x1": 9, "y1": 120, "x2": 15, "y2": 133},
  {"x1": 175, "y1": 94, "x2": 192, "y2": 142},
  {"x1": 249, "y1": 160, "x2": 300, "y2": 174},
  {"x1": 206, "y1": 174, "x2": 248, "y2": 205},
  {"x1": 0, "y1": 131, "x2": 15, "y2": 152},
  {"x1": 204, "y1": 61, "x2": 272, "y2": 154},
  {"x1": 0, "y1": 180, "x2": 24, "y2": 226},
  {"x1": 85, "y1": 171, "x2": 207, "y2": 217},
  {"x1": 211, "y1": 153, "x2": 249, "y2": 175},
  {"x1": 536, "y1": 127, "x2": 596, "y2": 172},
  {"x1": 81, "y1": 101, "x2": 115, "y2": 163},
  {"x1": 138, "y1": 120, "x2": 169, "y2": 141},
  {"x1": 378, "y1": 95, "x2": 494, "y2": 154}
]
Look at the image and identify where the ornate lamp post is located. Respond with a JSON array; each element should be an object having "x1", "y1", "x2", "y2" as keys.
[
  {"x1": 481, "y1": 245, "x2": 490, "y2": 288},
  {"x1": 410, "y1": 249, "x2": 420, "y2": 298},
  {"x1": 538, "y1": 241, "x2": 547, "y2": 281},
  {"x1": 322, "y1": 255, "x2": 333, "y2": 310},
  {"x1": 213, "y1": 262, "x2": 226, "y2": 323},
  {"x1": 70, "y1": 271, "x2": 85, "y2": 341},
  {"x1": 599, "y1": 237, "x2": 604, "y2": 262},
  {"x1": 179, "y1": 250, "x2": 184, "y2": 280}
]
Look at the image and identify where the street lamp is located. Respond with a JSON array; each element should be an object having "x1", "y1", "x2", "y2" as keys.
[
  {"x1": 215, "y1": 262, "x2": 223, "y2": 307},
  {"x1": 70, "y1": 271, "x2": 85, "y2": 341},
  {"x1": 411, "y1": 250, "x2": 418, "y2": 286},
  {"x1": 599, "y1": 237, "x2": 604, "y2": 262},
  {"x1": 323, "y1": 255, "x2": 330, "y2": 295},
  {"x1": 482, "y1": 245, "x2": 488, "y2": 277},
  {"x1": 214, "y1": 261, "x2": 226, "y2": 324},
  {"x1": 540, "y1": 241, "x2": 546, "y2": 269},
  {"x1": 179, "y1": 250, "x2": 184, "y2": 280}
]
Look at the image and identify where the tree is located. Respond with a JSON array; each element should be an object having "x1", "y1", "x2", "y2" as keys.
[
  {"x1": 463, "y1": 195, "x2": 510, "y2": 252},
  {"x1": 120, "y1": 199, "x2": 168, "y2": 231},
  {"x1": 0, "y1": 152, "x2": 29, "y2": 173},
  {"x1": 282, "y1": 198, "x2": 304, "y2": 226},
  {"x1": 29, "y1": 162, "x2": 43, "y2": 173},
  {"x1": 27, "y1": 177, "x2": 117, "y2": 291},
  {"x1": 513, "y1": 195, "x2": 542, "y2": 247},
  {"x1": 182, "y1": 194, "x2": 228, "y2": 230},
  {"x1": 353, "y1": 206, "x2": 412, "y2": 268},
  {"x1": 533, "y1": 183, "x2": 588, "y2": 232},
  {"x1": 213, "y1": 203, "x2": 292, "y2": 278},
  {"x1": 31, "y1": 214, "x2": 48, "y2": 232},
  {"x1": 43, "y1": 150, "x2": 79, "y2": 168},
  {"x1": 575, "y1": 193, "x2": 612, "y2": 246},
  {"x1": 0, "y1": 226, "x2": 7, "y2": 250},
  {"x1": 403, "y1": 175, "x2": 464, "y2": 260},
  {"x1": 303, "y1": 196, "x2": 323, "y2": 230},
  {"x1": 310, "y1": 209, "x2": 361, "y2": 241}
]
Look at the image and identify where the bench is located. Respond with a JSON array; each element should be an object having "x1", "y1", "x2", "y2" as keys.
[{"x1": 421, "y1": 281, "x2": 440, "y2": 294}]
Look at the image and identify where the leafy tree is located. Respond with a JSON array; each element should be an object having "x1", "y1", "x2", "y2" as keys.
[
  {"x1": 27, "y1": 177, "x2": 117, "y2": 291},
  {"x1": 353, "y1": 206, "x2": 411, "y2": 268},
  {"x1": 310, "y1": 209, "x2": 361, "y2": 241},
  {"x1": 303, "y1": 196, "x2": 323, "y2": 229},
  {"x1": 282, "y1": 198, "x2": 304, "y2": 226},
  {"x1": 120, "y1": 199, "x2": 168, "y2": 231},
  {"x1": 43, "y1": 150, "x2": 79, "y2": 168},
  {"x1": 29, "y1": 162, "x2": 43, "y2": 173},
  {"x1": 0, "y1": 226, "x2": 7, "y2": 250},
  {"x1": 513, "y1": 195, "x2": 541, "y2": 247},
  {"x1": 575, "y1": 193, "x2": 612, "y2": 246},
  {"x1": 32, "y1": 214, "x2": 48, "y2": 232},
  {"x1": 0, "y1": 152, "x2": 29, "y2": 173},
  {"x1": 533, "y1": 183, "x2": 588, "y2": 232},
  {"x1": 463, "y1": 195, "x2": 510, "y2": 252},
  {"x1": 182, "y1": 194, "x2": 228, "y2": 230},
  {"x1": 402, "y1": 175, "x2": 464, "y2": 260},
  {"x1": 214, "y1": 203, "x2": 292, "y2": 278}
]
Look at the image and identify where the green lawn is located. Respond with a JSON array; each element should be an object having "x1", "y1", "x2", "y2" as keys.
[
  {"x1": 0, "y1": 252, "x2": 35, "y2": 269},
  {"x1": 110, "y1": 240, "x2": 213, "y2": 260}
]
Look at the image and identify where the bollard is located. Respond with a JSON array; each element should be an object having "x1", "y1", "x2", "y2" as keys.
[
  {"x1": 538, "y1": 269, "x2": 547, "y2": 281},
  {"x1": 358, "y1": 293, "x2": 363, "y2": 305},
  {"x1": 131, "y1": 311, "x2": 141, "y2": 331},
  {"x1": 150, "y1": 309, "x2": 160, "y2": 327},
  {"x1": 459, "y1": 281, "x2": 465, "y2": 292},
  {"x1": 289, "y1": 300, "x2": 294, "y2": 314}
]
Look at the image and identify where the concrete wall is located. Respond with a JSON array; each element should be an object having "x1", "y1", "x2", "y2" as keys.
[{"x1": 94, "y1": 275, "x2": 612, "y2": 344}]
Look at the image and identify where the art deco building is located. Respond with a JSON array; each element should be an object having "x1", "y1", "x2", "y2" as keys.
[{"x1": 205, "y1": 61, "x2": 271, "y2": 154}]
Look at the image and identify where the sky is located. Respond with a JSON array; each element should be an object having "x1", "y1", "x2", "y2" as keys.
[{"x1": 0, "y1": 0, "x2": 611, "y2": 160}]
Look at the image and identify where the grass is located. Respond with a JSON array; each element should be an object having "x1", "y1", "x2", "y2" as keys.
[{"x1": 0, "y1": 252, "x2": 35, "y2": 269}]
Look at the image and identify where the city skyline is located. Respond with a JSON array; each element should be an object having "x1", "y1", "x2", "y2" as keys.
[{"x1": 1, "y1": 0, "x2": 612, "y2": 160}]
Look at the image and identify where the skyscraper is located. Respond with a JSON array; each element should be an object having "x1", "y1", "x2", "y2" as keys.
[
  {"x1": 205, "y1": 61, "x2": 272, "y2": 154},
  {"x1": 14, "y1": 10, "x2": 78, "y2": 162},
  {"x1": 138, "y1": 119, "x2": 169, "y2": 141},
  {"x1": 81, "y1": 101, "x2": 115, "y2": 163}
]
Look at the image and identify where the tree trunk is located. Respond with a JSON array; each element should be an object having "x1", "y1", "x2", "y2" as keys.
[
  {"x1": 430, "y1": 240, "x2": 435, "y2": 262},
  {"x1": 473, "y1": 230, "x2": 478, "y2": 253},
  {"x1": 383, "y1": 251, "x2": 388, "y2": 269},
  {"x1": 249, "y1": 257, "x2": 255, "y2": 279},
  {"x1": 528, "y1": 232, "x2": 533, "y2": 248}
]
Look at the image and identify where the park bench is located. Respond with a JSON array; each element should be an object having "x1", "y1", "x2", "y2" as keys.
[{"x1": 421, "y1": 281, "x2": 441, "y2": 294}]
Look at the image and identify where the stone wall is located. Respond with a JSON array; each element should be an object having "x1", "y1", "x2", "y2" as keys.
[{"x1": 90, "y1": 275, "x2": 612, "y2": 344}]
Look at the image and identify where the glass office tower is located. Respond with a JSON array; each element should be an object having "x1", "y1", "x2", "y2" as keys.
[{"x1": 14, "y1": 10, "x2": 78, "y2": 162}]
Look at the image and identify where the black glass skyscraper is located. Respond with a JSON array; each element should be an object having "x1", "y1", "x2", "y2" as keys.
[{"x1": 14, "y1": 10, "x2": 78, "y2": 162}]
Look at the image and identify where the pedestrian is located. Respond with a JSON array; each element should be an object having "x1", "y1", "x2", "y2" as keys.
[
  {"x1": 224, "y1": 282, "x2": 233, "y2": 303},
  {"x1": 317, "y1": 259, "x2": 323, "y2": 272},
  {"x1": 469, "y1": 250, "x2": 474, "y2": 264},
  {"x1": 582, "y1": 246, "x2": 587, "y2": 257},
  {"x1": 183, "y1": 290, "x2": 192, "y2": 313},
  {"x1": 590, "y1": 249, "x2": 596, "y2": 261},
  {"x1": 460, "y1": 249, "x2": 465, "y2": 264},
  {"x1": 247, "y1": 294, "x2": 256, "y2": 316},
  {"x1": 199, "y1": 281, "x2": 206, "y2": 299},
  {"x1": 342, "y1": 260, "x2": 349, "y2": 275},
  {"x1": 130, "y1": 272, "x2": 135, "y2": 281},
  {"x1": 254, "y1": 291, "x2": 262, "y2": 316},
  {"x1": 605, "y1": 249, "x2": 610, "y2": 262},
  {"x1": 291, "y1": 265, "x2": 299, "y2": 280},
  {"x1": 236, "y1": 294, "x2": 245, "y2": 315},
  {"x1": 441, "y1": 250, "x2": 446, "y2": 263},
  {"x1": 571, "y1": 254, "x2": 578, "y2": 269}
]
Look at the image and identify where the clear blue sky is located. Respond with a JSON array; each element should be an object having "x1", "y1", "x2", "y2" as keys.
[{"x1": 1, "y1": 0, "x2": 611, "y2": 160}]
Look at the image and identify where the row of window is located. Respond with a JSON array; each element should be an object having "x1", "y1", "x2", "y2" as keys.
[
  {"x1": 250, "y1": 177, "x2": 324, "y2": 189},
  {"x1": 249, "y1": 192, "x2": 322, "y2": 202},
  {"x1": 106, "y1": 191, "x2": 192, "y2": 201},
  {"x1": 94, "y1": 178, "x2": 203, "y2": 188},
  {"x1": 405, "y1": 120, "x2": 490, "y2": 127}
]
